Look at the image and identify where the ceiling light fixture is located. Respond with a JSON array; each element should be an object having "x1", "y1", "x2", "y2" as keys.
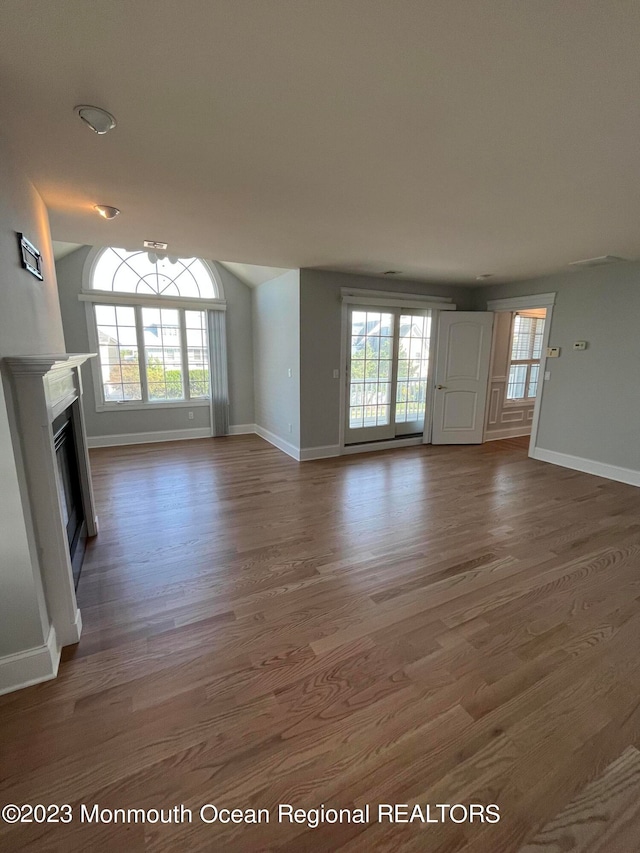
[
  {"x1": 143, "y1": 240, "x2": 168, "y2": 250},
  {"x1": 383, "y1": 270, "x2": 401, "y2": 275},
  {"x1": 147, "y1": 252, "x2": 179, "y2": 265},
  {"x1": 476, "y1": 274, "x2": 493, "y2": 280},
  {"x1": 93, "y1": 204, "x2": 120, "y2": 220},
  {"x1": 74, "y1": 105, "x2": 117, "y2": 135}
]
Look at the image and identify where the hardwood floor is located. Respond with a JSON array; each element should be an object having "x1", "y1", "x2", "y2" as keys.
[{"x1": 2, "y1": 434, "x2": 640, "y2": 851}]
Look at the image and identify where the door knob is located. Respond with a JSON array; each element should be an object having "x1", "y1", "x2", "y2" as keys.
[{"x1": 437, "y1": 384, "x2": 447, "y2": 390}]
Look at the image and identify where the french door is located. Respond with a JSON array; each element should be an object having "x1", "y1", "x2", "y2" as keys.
[{"x1": 345, "y1": 307, "x2": 434, "y2": 444}]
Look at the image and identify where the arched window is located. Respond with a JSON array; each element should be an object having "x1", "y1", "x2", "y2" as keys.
[
  {"x1": 83, "y1": 248, "x2": 227, "y2": 417},
  {"x1": 91, "y1": 247, "x2": 219, "y2": 299}
]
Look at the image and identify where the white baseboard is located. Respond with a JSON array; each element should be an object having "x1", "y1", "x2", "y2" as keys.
[
  {"x1": 56, "y1": 608, "x2": 82, "y2": 647},
  {"x1": 532, "y1": 447, "x2": 640, "y2": 488},
  {"x1": 342, "y1": 436, "x2": 424, "y2": 455},
  {"x1": 299, "y1": 444, "x2": 342, "y2": 461},
  {"x1": 484, "y1": 427, "x2": 532, "y2": 441},
  {"x1": 228, "y1": 423, "x2": 257, "y2": 435},
  {"x1": 0, "y1": 626, "x2": 60, "y2": 697},
  {"x1": 87, "y1": 427, "x2": 211, "y2": 448},
  {"x1": 254, "y1": 425, "x2": 300, "y2": 460}
]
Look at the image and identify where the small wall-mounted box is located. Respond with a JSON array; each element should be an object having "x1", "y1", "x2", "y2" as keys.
[
  {"x1": 546, "y1": 346, "x2": 560, "y2": 358},
  {"x1": 573, "y1": 341, "x2": 587, "y2": 350}
]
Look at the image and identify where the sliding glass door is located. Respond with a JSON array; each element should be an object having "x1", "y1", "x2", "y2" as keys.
[{"x1": 345, "y1": 307, "x2": 434, "y2": 444}]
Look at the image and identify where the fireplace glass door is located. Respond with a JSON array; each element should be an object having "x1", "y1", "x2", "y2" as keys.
[{"x1": 53, "y1": 410, "x2": 87, "y2": 589}]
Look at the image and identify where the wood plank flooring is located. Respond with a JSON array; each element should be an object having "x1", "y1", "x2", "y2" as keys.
[{"x1": 2, "y1": 435, "x2": 640, "y2": 851}]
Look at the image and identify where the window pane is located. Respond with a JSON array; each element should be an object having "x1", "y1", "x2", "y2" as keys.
[
  {"x1": 142, "y1": 306, "x2": 184, "y2": 401},
  {"x1": 379, "y1": 313, "x2": 394, "y2": 336},
  {"x1": 95, "y1": 304, "x2": 116, "y2": 325},
  {"x1": 528, "y1": 363, "x2": 540, "y2": 398},
  {"x1": 378, "y1": 360, "x2": 391, "y2": 380},
  {"x1": 185, "y1": 310, "x2": 209, "y2": 398},
  {"x1": 507, "y1": 364, "x2": 528, "y2": 399},
  {"x1": 532, "y1": 318, "x2": 544, "y2": 359},
  {"x1": 377, "y1": 405, "x2": 390, "y2": 425},
  {"x1": 148, "y1": 383, "x2": 167, "y2": 401},
  {"x1": 95, "y1": 304, "x2": 142, "y2": 402},
  {"x1": 396, "y1": 313, "x2": 431, "y2": 425},
  {"x1": 91, "y1": 249, "x2": 217, "y2": 298},
  {"x1": 350, "y1": 407, "x2": 363, "y2": 428},
  {"x1": 511, "y1": 314, "x2": 545, "y2": 361}
]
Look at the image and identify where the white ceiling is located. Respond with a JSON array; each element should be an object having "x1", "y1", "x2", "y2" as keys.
[
  {"x1": 2, "y1": 1, "x2": 640, "y2": 284},
  {"x1": 219, "y1": 262, "x2": 291, "y2": 288},
  {"x1": 52, "y1": 241, "x2": 82, "y2": 261}
]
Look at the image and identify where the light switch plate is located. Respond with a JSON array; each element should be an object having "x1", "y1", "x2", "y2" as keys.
[
  {"x1": 573, "y1": 341, "x2": 587, "y2": 350},
  {"x1": 546, "y1": 346, "x2": 560, "y2": 357}
]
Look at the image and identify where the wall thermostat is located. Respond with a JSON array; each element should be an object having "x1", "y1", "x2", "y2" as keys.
[
  {"x1": 546, "y1": 346, "x2": 560, "y2": 358},
  {"x1": 573, "y1": 341, "x2": 587, "y2": 350}
]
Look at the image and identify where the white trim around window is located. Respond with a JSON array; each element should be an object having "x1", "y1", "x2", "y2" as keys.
[
  {"x1": 79, "y1": 291, "x2": 226, "y2": 312},
  {"x1": 341, "y1": 287, "x2": 456, "y2": 311},
  {"x1": 84, "y1": 303, "x2": 213, "y2": 412},
  {"x1": 486, "y1": 292, "x2": 556, "y2": 311}
]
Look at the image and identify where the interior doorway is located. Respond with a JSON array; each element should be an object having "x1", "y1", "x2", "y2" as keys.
[{"x1": 484, "y1": 307, "x2": 548, "y2": 444}]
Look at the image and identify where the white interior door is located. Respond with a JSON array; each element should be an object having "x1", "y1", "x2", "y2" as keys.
[{"x1": 432, "y1": 312, "x2": 494, "y2": 444}]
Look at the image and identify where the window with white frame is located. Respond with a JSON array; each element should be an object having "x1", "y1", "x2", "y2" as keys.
[
  {"x1": 87, "y1": 248, "x2": 222, "y2": 407},
  {"x1": 506, "y1": 311, "x2": 546, "y2": 401}
]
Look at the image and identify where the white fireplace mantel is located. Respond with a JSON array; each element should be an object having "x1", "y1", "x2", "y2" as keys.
[{"x1": 5, "y1": 353, "x2": 97, "y2": 656}]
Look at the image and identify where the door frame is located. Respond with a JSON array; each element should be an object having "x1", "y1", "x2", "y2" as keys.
[
  {"x1": 485, "y1": 292, "x2": 556, "y2": 457},
  {"x1": 338, "y1": 290, "x2": 456, "y2": 452}
]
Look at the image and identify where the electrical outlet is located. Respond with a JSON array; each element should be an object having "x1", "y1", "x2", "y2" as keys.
[
  {"x1": 288, "y1": 423, "x2": 292, "y2": 433},
  {"x1": 573, "y1": 341, "x2": 587, "y2": 350},
  {"x1": 333, "y1": 369, "x2": 339, "y2": 379},
  {"x1": 188, "y1": 411, "x2": 194, "y2": 420}
]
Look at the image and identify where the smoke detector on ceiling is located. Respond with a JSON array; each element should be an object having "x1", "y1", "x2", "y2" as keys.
[
  {"x1": 143, "y1": 240, "x2": 168, "y2": 251},
  {"x1": 568, "y1": 255, "x2": 627, "y2": 268}
]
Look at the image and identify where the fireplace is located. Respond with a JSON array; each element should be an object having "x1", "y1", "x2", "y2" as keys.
[
  {"x1": 5, "y1": 353, "x2": 97, "y2": 648},
  {"x1": 53, "y1": 409, "x2": 87, "y2": 588}
]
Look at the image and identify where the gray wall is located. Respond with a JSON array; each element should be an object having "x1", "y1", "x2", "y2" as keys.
[
  {"x1": 252, "y1": 270, "x2": 301, "y2": 446},
  {"x1": 476, "y1": 263, "x2": 640, "y2": 471},
  {"x1": 56, "y1": 249, "x2": 254, "y2": 438},
  {"x1": 214, "y1": 262, "x2": 255, "y2": 426},
  {"x1": 299, "y1": 269, "x2": 474, "y2": 449},
  {"x1": 0, "y1": 139, "x2": 64, "y2": 657}
]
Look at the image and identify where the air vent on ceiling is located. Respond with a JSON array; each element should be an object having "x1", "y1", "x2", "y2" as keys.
[
  {"x1": 568, "y1": 255, "x2": 627, "y2": 268},
  {"x1": 143, "y1": 240, "x2": 168, "y2": 251}
]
